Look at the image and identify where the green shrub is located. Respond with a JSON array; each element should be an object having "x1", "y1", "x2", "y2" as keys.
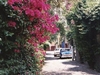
[{"x1": 66, "y1": 1, "x2": 100, "y2": 69}]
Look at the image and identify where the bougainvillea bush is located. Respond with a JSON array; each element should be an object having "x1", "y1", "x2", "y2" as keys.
[{"x1": 0, "y1": 0, "x2": 59, "y2": 75}]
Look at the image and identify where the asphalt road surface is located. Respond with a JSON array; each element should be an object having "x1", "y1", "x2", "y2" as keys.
[{"x1": 41, "y1": 51, "x2": 100, "y2": 75}]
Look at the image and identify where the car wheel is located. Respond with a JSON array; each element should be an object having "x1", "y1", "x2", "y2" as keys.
[
  {"x1": 54, "y1": 55, "x2": 56, "y2": 57},
  {"x1": 60, "y1": 55, "x2": 62, "y2": 59}
]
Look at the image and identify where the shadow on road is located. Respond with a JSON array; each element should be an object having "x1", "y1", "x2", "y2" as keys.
[
  {"x1": 45, "y1": 56, "x2": 56, "y2": 60},
  {"x1": 42, "y1": 51, "x2": 100, "y2": 75},
  {"x1": 45, "y1": 56, "x2": 72, "y2": 61},
  {"x1": 41, "y1": 71, "x2": 72, "y2": 75},
  {"x1": 62, "y1": 61, "x2": 100, "y2": 75},
  {"x1": 62, "y1": 60, "x2": 78, "y2": 65}
]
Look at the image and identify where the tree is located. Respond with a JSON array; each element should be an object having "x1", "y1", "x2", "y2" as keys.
[{"x1": 66, "y1": 0, "x2": 100, "y2": 70}]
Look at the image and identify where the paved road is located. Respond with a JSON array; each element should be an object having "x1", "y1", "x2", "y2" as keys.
[{"x1": 41, "y1": 51, "x2": 100, "y2": 75}]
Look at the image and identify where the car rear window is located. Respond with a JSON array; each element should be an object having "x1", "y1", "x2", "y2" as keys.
[
  {"x1": 61, "y1": 49, "x2": 70, "y2": 52},
  {"x1": 55, "y1": 49, "x2": 59, "y2": 51},
  {"x1": 65, "y1": 49, "x2": 70, "y2": 51}
]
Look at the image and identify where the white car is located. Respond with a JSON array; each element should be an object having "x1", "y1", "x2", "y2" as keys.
[{"x1": 54, "y1": 48, "x2": 61, "y2": 57}]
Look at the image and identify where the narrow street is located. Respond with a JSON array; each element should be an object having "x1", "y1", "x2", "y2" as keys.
[{"x1": 41, "y1": 51, "x2": 100, "y2": 75}]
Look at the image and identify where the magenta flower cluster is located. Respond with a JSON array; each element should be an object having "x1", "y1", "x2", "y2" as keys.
[{"x1": 7, "y1": 0, "x2": 59, "y2": 51}]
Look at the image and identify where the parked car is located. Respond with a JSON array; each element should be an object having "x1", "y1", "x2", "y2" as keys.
[
  {"x1": 54, "y1": 48, "x2": 61, "y2": 57},
  {"x1": 59, "y1": 48, "x2": 72, "y2": 58}
]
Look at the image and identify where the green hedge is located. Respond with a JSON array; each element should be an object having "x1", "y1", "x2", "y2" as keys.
[{"x1": 66, "y1": 1, "x2": 100, "y2": 70}]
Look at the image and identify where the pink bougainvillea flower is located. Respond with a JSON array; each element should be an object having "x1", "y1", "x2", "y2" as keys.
[
  {"x1": 71, "y1": 19, "x2": 75, "y2": 25},
  {"x1": 25, "y1": 9, "x2": 34, "y2": 16},
  {"x1": 33, "y1": 42, "x2": 38, "y2": 47},
  {"x1": 34, "y1": 48, "x2": 38, "y2": 52},
  {"x1": 8, "y1": 0, "x2": 22, "y2": 6},
  {"x1": 36, "y1": 71, "x2": 39, "y2": 75},
  {"x1": 7, "y1": 0, "x2": 15, "y2": 5},
  {"x1": 66, "y1": 3, "x2": 72, "y2": 10},
  {"x1": 14, "y1": 49, "x2": 20, "y2": 53},
  {"x1": 34, "y1": 9, "x2": 41, "y2": 18},
  {"x1": 8, "y1": 21, "x2": 16, "y2": 27},
  {"x1": 40, "y1": 60, "x2": 43, "y2": 63},
  {"x1": 25, "y1": 72, "x2": 29, "y2": 75},
  {"x1": 27, "y1": 39, "x2": 33, "y2": 44},
  {"x1": 8, "y1": 0, "x2": 59, "y2": 50},
  {"x1": 31, "y1": 53, "x2": 34, "y2": 56},
  {"x1": 27, "y1": 26, "x2": 32, "y2": 31},
  {"x1": 15, "y1": 42, "x2": 20, "y2": 47},
  {"x1": 28, "y1": 64, "x2": 31, "y2": 66},
  {"x1": 12, "y1": 6, "x2": 19, "y2": 10},
  {"x1": 54, "y1": 15, "x2": 59, "y2": 21},
  {"x1": 41, "y1": 50, "x2": 46, "y2": 56},
  {"x1": 46, "y1": 4, "x2": 50, "y2": 10}
]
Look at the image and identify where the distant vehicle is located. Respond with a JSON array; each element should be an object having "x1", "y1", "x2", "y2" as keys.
[
  {"x1": 54, "y1": 48, "x2": 61, "y2": 57},
  {"x1": 59, "y1": 48, "x2": 72, "y2": 58}
]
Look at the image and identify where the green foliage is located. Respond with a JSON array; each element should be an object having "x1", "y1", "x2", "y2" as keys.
[
  {"x1": 49, "y1": 22, "x2": 66, "y2": 43},
  {"x1": 49, "y1": 33, "x2": 58, "y2": 43},
  {"x1": 0, "y1": 1, "x2": 45, "y2": 75},
  {"x1": 0, "y1": 42, "x2": 45, "y2": 75},
  {"x1": 66, "y1": 31, "x2": 73, "y2": 41},
  {"x1": 57, "y1": 23, "x2": 66, "y2": 36},
  {"x1": 66, "y1": 1, "x2": 100, "y2": 69},
  {"x1": 43, "y1": 43, "x2": 49, "y2": 50}
]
